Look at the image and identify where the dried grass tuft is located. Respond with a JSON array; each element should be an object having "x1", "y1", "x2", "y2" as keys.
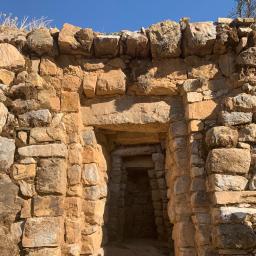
[{"x1": 0, "y1": 13, "x2": 52, "y2": 31}]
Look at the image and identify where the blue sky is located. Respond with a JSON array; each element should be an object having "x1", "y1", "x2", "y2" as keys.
[{"x1": 1, "y1": 0, "x2": 235, "y2": 32}]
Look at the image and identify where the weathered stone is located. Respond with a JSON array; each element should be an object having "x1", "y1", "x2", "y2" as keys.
[
  {"x1": 0, "y1": 173, "x2": 21, "y2": 224},
  {"x1": 206, "y1": 148, "x2": 251, "y2": 174},
  {"x1": 94, "y1": 35, "x2": 120, "y2": 57},
  {"x1": 40, "y1": 57, "x2": 62, "y2": 76},
  {"x1": 81, "y1": 96, "x2": 182, "y2": 132},
  {"x1": 19, "y1": 180, "x2": 35, "y2": 197},
  {"x1": 232, "y1": 93, "x2": 256, "y2": 112},
  {"x1": 0, "y1": 43, "x2": 25, "y2": 70},
  {"x1": 208, "y1": 174, "x2": 248, "y2": 191},
  {"x1": 186, "y1": 100, "x2": 218, "y2": 120},
  {"x1": 121, "y1": 31, "x2": 149, "y2": 58},
  {"x1": 82, "y1": 163, "x2": 100, "y2": 186},
  {"x1": 18, "y1": 109, "x2": 52, "y2": 127},
  {"x1": 0, "y1": 226, "x2": 19, "y2": 256},
  {"x1": 218, "y1": 52, "x2": 236, "y2": 77},
  {"x1": 237, "y1": 47, "x2": 256, "y2": 66},
  {"x1": 205, "y1": 126, "x2": 238, "y2": 148},
  {"x1": 65, "y1": 218, "x2": 81, "y2": 244},
  {"x1": 36, "y1": 158, "x2": 67, "y2": 195},
  {"x1": 26, "y1": 247, "x2": 61, "y2": 256},
  {"x1": 174, "y1": 176, "x2": 190, "y2": 195},
  {"x1": 83, "y1": 72, "x2": 98, "y2": 98},
  {"x1": 33, "y1": 195, "x2": 64, "y2": 217},
  {"x1": 81, "y1": 227, "x2": 102, "y2": 255},
  {"x1": 212, "y1": 191, "x2": 256, "y2": 204},
  {"x1": 58, "y1": 23, "x2": 82, "y2": 54},
  {"x1": 0, "y1": 136, "x2": 15, "y2": 171},
  {"x1": 61, "y1": 91, "x2": 80, "y2": 112},
  {"x1": 83, "y1": 185, "x2": 102, "y2": 201},
  {"x1": 22, "y1": 217, "x2": 64, "y2": 247},
  {"x1": 27, "y1": 28, "x2": 54, "y2": 56},
  {"x1": 83, "y1": 199, "x2": 105, "y2": 225},
  {"x1": 75, "y1": 28, "x2": 94, "y2": 54},
  {"x1": 183, "y1": 22, "x2": 216, "y2": 56},
  {"x1": 0, "y1": 103, "x2": 8, "y2": 132},
  {"x1": 148, "y1": 20, "x2": 181, "y2": 58},
  {"x1": 212, "y1": 206, "x2": 256, "y2": 224},
  {"x1": 96, "y1": 69, "x2": 126, "y2": 96},
  {"x1": 18, "y1": 143, "x2": 67, "y2": 157},
  {"x1": 68, "y1": 165, "x2": 81, "y2": 186},
  {"x1": 213, "y1": 224, "x2": 256, "y2": 249},
  {"x1": 220, "y1": 111, "x2": 252, "y2": 126},
  {"x1": 0, "y1": 69, "x2": 15, "y2": 85},
  {"x1": 239, "y1": 123, "x2": 256, "y2": 142}
]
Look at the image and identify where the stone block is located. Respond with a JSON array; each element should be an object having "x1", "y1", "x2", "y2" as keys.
[
  {"x1": 0, "y1": 43, "x2": 25, "y2": 70},
  {"x1": 208, "y1": 174, "x2": 248, "y2": 191},
  {"x1": 61, "y1": 91, "x2": 80, "y2": 112},
  {"x1": 212, "y1": 191, "x2": 256, "y2": 204},
  {"x1": 65, "y1": 218, "x2": 81, "y2": 244},
  {"x1": 83, "y1": 199, "x2": 106, "y2": 225},
  {"x1": 96, "y1": 69, "x2": 126, "y2": 96},
  {"x1": 148, "y1": 20, "x2": 181, "y2": 58},
  {"x1": 205, "y1": 126, "x2": 238, "y2": 148},
  {"x1": 220, "y1": 111, "x2": 252, "y2": 126},
  {"x1": 94, "y1": 35, "x2": 120, "y2": 57},
  {"x1": 121, "y1": 31, "x2": 149, "y2": 58},
  {"x1": 26, "y1": 248, "x2": 61, "y2": 256},
  {"x1": 18, "y1": 109, "x2": 52, "y2": 127},
  {"x1": 26, "y1": 28, "x2": 54, "y2": 56},
  {"x1": 12, "y1": 164, "x2": 36, "y2": 180},
  {"x1": 82, "y1": 163, "x2": 100, "y2": 186},
  {"x1": 239, "y1": 123, "x2": 256, "y2": 142},
  {"x1": 172, "y1": 222, "x2": 195, "y2": 247},
  {"x1": 186, "y1": 100, "x2": 218, "y2": 120},
  {"x1": 36, "y1": 158, "x2": 67, "y2": 195},
  {"x1": 22, "y1": 217, "x2": 64, "y2": 248},
  {"x1": 0, "y1": 136, "x2": 15, "y2": 171},
  {"x1": 68, "y1": 165, "x2": 81, "y2": 186},
  {"x1": 83, "y1": 72, "x2": 97, "y2": 98},
  {"x1": 183, "y1": 22, "x2": 216, "y2": 56},
  {"x1": 18, "y1": 143, "x2": 67, "y2": 158},
  {"x1": 81, "y1": 227, "x2": 102, "y2": 255},
  {"x1": 237, "y1": 46, "x2": 256, "y2": 66},
  {"x1": 213, "y1": 224, "x2": 256, "y2": 249},
  {"x1": 33, "y1": 195, "x2": 64, "y2": 217},
  {"x1": 65, "y1": 197, "x2": 82, "y2": 219},
  {"x1": 0, "y1": 69, "x2": 15, "y2": 85},
  {"x1": 212, "y1": 206, "x2": 256, "y2": 224},
  {"x1": 206, "y1": 148, "x2": 251, "y2": 174},
  {"x1": 232, "y1": 93, "x2": 256, "y2": 112}
]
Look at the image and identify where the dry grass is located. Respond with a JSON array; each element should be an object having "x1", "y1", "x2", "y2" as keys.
[{"x1": 0, "y1": 13, "x2": 52, "y2": 31}]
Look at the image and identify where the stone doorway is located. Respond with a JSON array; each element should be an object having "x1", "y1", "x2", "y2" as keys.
[{"x1": 103, "y1": 144, "x2": 174, "y2": 256}]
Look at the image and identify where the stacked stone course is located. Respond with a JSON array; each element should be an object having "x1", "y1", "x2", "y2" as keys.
[{"x1": 0, "y1": 16, "x2": 256, "y2": 256}]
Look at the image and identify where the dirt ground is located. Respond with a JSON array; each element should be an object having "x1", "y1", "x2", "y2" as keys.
[{"x1": 104, "y1": 239, "x2": 173, "y2": 256}]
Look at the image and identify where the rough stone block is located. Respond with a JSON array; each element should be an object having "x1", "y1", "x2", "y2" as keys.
[
  {"x1": 208, "y1": 174, "x2": 248, "y2": 191},
  {"x1": 206, "y1": 148, "x2": 251, "y2": 174},
  {"x1": 18, "y1": 143, "x2": 67, "y2": 158},
  {"x1": 0, "y1": 43, "x2": 25, "y2": 70},
  {"x1": 94, "y1": 35, "x2": 120, "y2": 57},
  {"x1": 26, "y1": 248, "x2": 61, "y2": 256},
  {"x1": 82, "y1": 163, "x2": 100, "y2": 186},
  {"x1": 83, "y1": 199, "x2": 105, "y2": 225},
  {"x1": 239, "y1": 123, "x2": 256, "y2": 142},
  {"x1": 61, "y1": 91, "x2": 80, "y2": 112},
  {"x1": 205, "y1": 126, "x2": 238, "y2": 148},
  {"x1": 183, "y1": 22, "x2": 216, "y2": 56},
  {"x1": 83, "y1": 72, "x2": 97, "y2": 98},
  {"x1": 96, "y1": 69, "x2": 126, "y2": 96},
  {"x1": 36, "y1": 158, "x2": 67, "y2": 195},
  {"x1": 148, "y1": 20, "x2": 181, "y2": 58},
  {"x1": 220, "y1": 111, "x2": 253, "y2": 126},
  {"x1": 33, "y1": 195, "x2": 64, "y2": 217},
  {"x1": 212, "y1": 191, "x2": 256, "y2": 204},
  {"x1": 213, "y1": 224, "x2": 256, "y2": 249},
  {"x1": 81, "y1": 227, "x2": 102, "y2": 255},
  {"x1": 12, "y1": 164, "x2": 36, "y2": 180},
  {"x1": 186, "y1": 100, "x2": 218, "y2": 120},
  {"x1": 0, "y1": 136, "x2": 15, "y2": 171},
  {"x1": 22, "y1": 217, "x2": 64, "y2": 248},
  {"x1": 27, "y1": 28, "x2": 54, "y2": 56}
]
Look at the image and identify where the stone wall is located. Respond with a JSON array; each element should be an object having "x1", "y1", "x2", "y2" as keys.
[{"x1": 0, "y1": 16, "x2": 256, "y2": 256}]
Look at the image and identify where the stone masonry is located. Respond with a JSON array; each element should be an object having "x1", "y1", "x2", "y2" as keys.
[{"x1": 0, "y1": 17, "x2": 256, "y2": 256}]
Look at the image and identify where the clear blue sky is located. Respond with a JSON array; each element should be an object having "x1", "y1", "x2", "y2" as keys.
[{"x1": 1, "y1": 0, "x2": 235, "y2": 33}]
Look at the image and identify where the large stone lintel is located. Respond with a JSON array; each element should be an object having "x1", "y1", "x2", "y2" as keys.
[{"x1": 81, "y1": 96, "x2": 183, "y2": 132}]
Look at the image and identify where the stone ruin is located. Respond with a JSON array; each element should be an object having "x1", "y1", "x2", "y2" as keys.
[{"x1": 0, "y1": 16, "x2": 256, "y2": 256}]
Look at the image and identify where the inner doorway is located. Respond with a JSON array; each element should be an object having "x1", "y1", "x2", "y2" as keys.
[{"x1": 104, "y1": 144, "x2": 173, "y2": 256}]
